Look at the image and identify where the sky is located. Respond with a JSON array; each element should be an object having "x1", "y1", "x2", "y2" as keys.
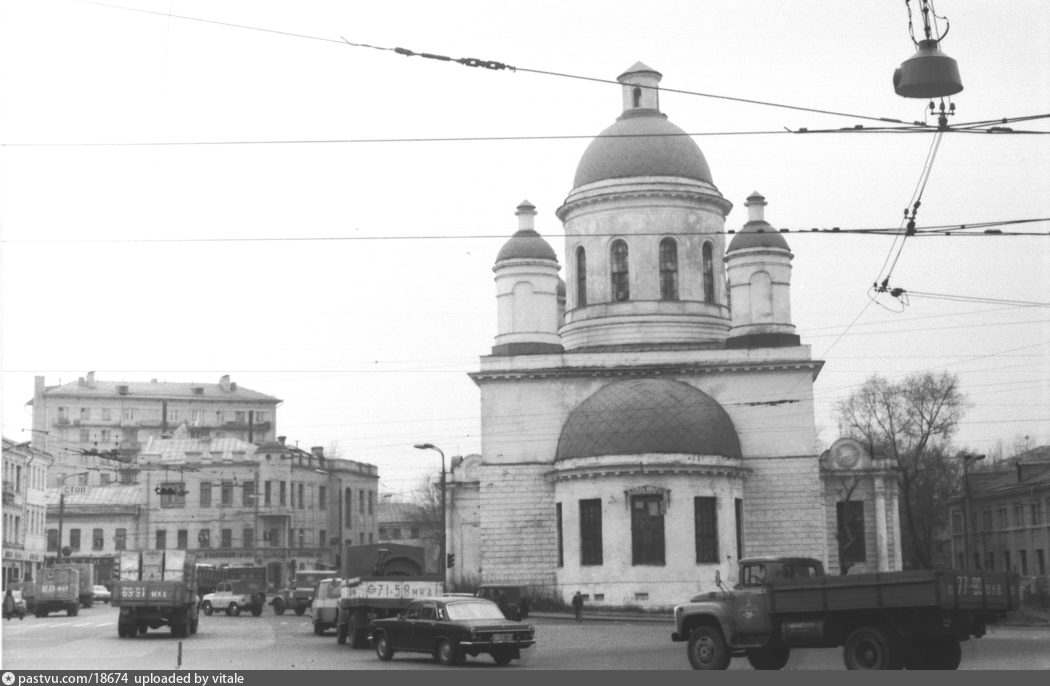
[{"x1": 2, "y1": 0, "x2": 1048, "y2": 497}]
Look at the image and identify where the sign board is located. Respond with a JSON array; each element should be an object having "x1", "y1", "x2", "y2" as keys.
[{"x1": 62, "y1": 485, "x2": 90, "y2": 497}]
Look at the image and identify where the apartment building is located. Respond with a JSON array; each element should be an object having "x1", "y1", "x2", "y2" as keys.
[
  {"x1": 29, "y1": 372, "x2": 280, "y2": 485},
  {"x1": 949, "y1": 448, "x2": 1050, "y2": 603},
  {"x1": 44, "y1": 433, "x2": 379, "y2": 589},
  {"x1": 2, "y1": 438, "x2": 53, "y2": 587}
]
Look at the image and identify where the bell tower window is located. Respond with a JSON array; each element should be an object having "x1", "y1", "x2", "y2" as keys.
[
  {"x1": 659, "y1": 238, "x2": 678, "y2": 300},
  {"x1": 702, "y1": 242, "x2": 715, "y2": 304},
  {"x1": 575, "y1": 246, "x2": 587, "y2": 307},
  {"x1": 632, "y1": 87, "x2": 642, "y2": 108},
  {"x1": 611, "y1": 240, "x2": 630, "y2": 301}
]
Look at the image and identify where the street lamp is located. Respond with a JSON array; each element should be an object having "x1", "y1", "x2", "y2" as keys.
[
  {"x1": 960, "y1": 452, "x2": 985, "y2": 568},
  {"x1": 413, "y1": 443, "x2": 446, "y2": 584}
]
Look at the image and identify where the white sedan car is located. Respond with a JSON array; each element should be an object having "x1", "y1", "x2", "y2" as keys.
[{"x1": 92, "y1": 585, "x2": 112, "y2": 603}]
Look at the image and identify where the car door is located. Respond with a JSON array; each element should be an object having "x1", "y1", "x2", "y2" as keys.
[
  {"x1": 391, "y1": 602, "x2": 421, "y2": 651},
  {"x1": 410, "y1": 601, "x2": 438, "y2": 651}
]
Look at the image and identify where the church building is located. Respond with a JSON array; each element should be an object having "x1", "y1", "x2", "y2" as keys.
[{"x1": 447, "y1": 63, "x2": 901, "y2": 608}]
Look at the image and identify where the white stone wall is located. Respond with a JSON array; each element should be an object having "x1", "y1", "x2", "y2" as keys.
[
  {"x1": 742, "y1": 455, "x2": 827, "y2": 562},
  {"x1": 554, "y1": 467, "x2": 744, "y2": 608},
  {"x1": 475, "y1": 462, "x2": 558, "y2": 590}
]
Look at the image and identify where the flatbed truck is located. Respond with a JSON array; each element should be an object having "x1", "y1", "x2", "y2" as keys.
[{"x1": 671, "y1": 556, "x2": 1019, "y2": 670}]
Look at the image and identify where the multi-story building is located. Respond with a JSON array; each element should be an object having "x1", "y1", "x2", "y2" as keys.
[
  {"x1": 2, "y1": 437, "x2": 53, "y2": 587},
  {"x1": 44, "y1": 432, "x2": 380, "y2": 589},
  {"x1": 29, "y1": 372, "x2": 280, "y2": 483},
  {"x1": 949, "y1": 448, "x2": 1050, "y2": 603}
]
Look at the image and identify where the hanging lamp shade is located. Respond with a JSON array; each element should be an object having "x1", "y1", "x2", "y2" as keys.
[{"x1": 893, "y1": 39, "x2": 963, "y2": 98}]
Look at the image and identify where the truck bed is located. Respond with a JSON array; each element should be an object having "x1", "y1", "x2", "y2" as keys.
[{"x1": 767, "y1": 569, "x2": 1018, "y2": 615}]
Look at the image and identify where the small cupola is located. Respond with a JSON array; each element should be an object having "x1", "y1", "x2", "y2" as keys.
[
  {"x1": 619, "y1": 62, "x2": 662, "y2": 113},
  {"x1": 491, "y1": 201, "x2": 563, "y2": 356},
  {"x1": 725, "y1": 192, "x2": 799, "y2": 349}
]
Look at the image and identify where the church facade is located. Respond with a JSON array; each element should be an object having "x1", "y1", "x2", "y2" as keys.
[{"x1": 446, "y1": 63, "x2": 901, "y2": 608}]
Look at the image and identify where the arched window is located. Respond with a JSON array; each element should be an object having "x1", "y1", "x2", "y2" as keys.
[
  {"x1": 611, "y1": 240, "x2": 629, "y2": 301},
  {"x1": 659, "y1": 238, "x2": 678, "y2": 300},
  {"x1": 633, "y1": 86, "x2": 642, "y2": 108},
  {"x1": 702, "y1": 242, "x2": 715, "y2": 304},
  {"x1": 575, "y1": 246, "x2": 587, "y2": 307}
]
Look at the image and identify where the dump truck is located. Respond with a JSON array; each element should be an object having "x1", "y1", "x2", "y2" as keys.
[
  {"x1": 55, "y1": 562, "x2": 95, "y2": 608},
  {"x1": 312, "y1": 544, "x2": 443, "y2": 647},
  {"x1": 272, "y1": 569, "x2": 337, "y2": 615},
  {"x1": 671, "y1": 556, "x2": 1019, "y2": 670},
  {"x1": 112, "y1": 549, "x2": 200, "y2": 638},
  {"x1": 34, "y1": 566, "x2": 80, "y2": 617}
]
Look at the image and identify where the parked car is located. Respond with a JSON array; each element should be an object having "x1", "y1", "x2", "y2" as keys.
[
  {"x1": 92, "y1": 585, "x2": 112, "y2": 604},
  {"x1": 369, "y1": 596, "x2": 535, "y2": 666},
  {"x1": 4, "y1": 590, "x2": 27, "y2": 620},
  {"x1": 475, "y1": 584, "x2": 531, "y2": 621}
]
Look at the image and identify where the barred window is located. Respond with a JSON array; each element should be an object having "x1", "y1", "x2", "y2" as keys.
[
  {"x1": 694, "y1": 497, "x2": 719, "y2": 563},
  {"x1": 632, "y1": 495, "x2": 665, "y2": 565},
  {"x1": 580, "y1": 499, "x2": 603, "y2": 566}
]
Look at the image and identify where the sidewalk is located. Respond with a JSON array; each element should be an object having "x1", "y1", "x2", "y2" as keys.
[
  {"x1": 529, "y1": 606, "x2": 1050, "y2": 627},
  {"x1": 529, "y1": 609, "x2": 672, "y2": 624}
]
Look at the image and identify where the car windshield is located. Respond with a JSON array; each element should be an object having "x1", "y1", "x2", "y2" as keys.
[{"x1": 445, "y1": 601, "x2": 507, "y2": 621}]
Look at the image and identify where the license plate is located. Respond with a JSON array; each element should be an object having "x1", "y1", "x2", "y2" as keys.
[{"x1": 492, "y1": 633, "x2": 512, "y2": 642}]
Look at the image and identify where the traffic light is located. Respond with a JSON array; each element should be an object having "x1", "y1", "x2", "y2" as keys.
[{"x1": 446, "y1": 553, "x2": 455, "y2": 568}]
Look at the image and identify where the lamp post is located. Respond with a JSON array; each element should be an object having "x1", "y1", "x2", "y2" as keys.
[
  {"x1": 55, "y1": 472, "x2": 88, "y2": 562},
  {"x1": 413, "y1": 443, "x2": 446, "y2": 583},
  {"x1": 960, "y1": 452, "x2": 985, "y2": 568}
]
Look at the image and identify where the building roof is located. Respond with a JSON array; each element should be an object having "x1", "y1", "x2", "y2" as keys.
[
  {"x1": 555, "y1": 378, "x2": 741, "y2": 460},
  {"x1": 572, "y1": 64, "x2": 713, "y2": 189},
  {"x1": 573, "y1": 111, "x2": 714, "y2": 188},
  {"x1": 495, "y1": 228, "x2": 558, "y2": 262},
  {"x1": 378, "y1": 501, "x2": 426, "y2": 523},
  {"x1": 727, "y1": 220, "x2": 791, "y2": 252},
  {"x1": 43, "y1": 484, "x2": 143, "y2": 507},
  {"x1": 31, "y1": 375, "x2": 280, "y2": 404}
]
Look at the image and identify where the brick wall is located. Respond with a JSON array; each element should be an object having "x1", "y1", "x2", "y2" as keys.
[
  {"x1": 476, "y1": 463, "x2": 557, "y2": 588},
  {"x1": 742, "y1": 455, "x2": 826, "y2": 560}
]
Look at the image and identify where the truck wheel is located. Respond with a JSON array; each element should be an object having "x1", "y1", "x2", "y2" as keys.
[
  {"x1": 687, "y1": 625, "x2": 731, "y2": 670},
  {"x1": 273, "y1": 597, "x2": 286, "y2": 615},
  {"x1": 337, "y1": 622, "x2": 349, "y2": 645},
  {"x1": 375, "y1": 632, "x2": 394, "y2": 661},
  {"x1": 349, "y1": 614, "x2": 367, "y2": 649},
  {"x1": 314, "y1": 618, "x2": 324, "y2": 635},
  {"x1": 202, "y1": 601, "x2": 214, "y2": 616},
  {"x1": 491, "y1": 647, "x2": 514, "y2": 666},
  {"x1": 138, "y1": 623, "x2": 148, "y2": 635},
  {"x1": 843, "y1": 626, "x2": 903, "y2": 670},
  {"x1": 251, "y1": 605, "x2": 263, "y2": 617},
  {"x1": 227, "y1": 603, "x2": 241, "y2": 617},
  {"x1": 746, "y1": 641, "x2": 790, "y2": 670},
  {"x1": 190, "y1": 616, "x2": 199, "y2": 634},
  {"x1": 294, "y1": 606, "x2": 306, "y2": 616}
]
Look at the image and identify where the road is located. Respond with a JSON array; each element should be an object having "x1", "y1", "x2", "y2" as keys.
[{"x1": 2, "y1": 604, "x2": 1048, "y2": 671}]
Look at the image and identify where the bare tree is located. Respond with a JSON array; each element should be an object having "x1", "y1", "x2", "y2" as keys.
[
  {"x1": 404, "y1": 476, "x2": 442, "y2": 570},
  {"x1": 836, "y1": 371, "x2": 969, "y2": 569}
]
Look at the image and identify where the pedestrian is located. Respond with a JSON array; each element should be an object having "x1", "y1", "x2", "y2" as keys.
[
  {"x1": 571, "y1": 590, "x2": 584, "y2": 623},
  {"x1": 3, "y1": 589, "x2": 14, "y2": 621}
]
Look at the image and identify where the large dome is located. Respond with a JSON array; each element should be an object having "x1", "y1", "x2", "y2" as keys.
[
  {"x1": 555, "y1": 378, "x2": 740, "y2": 460},
  {"x1": 572, "y1": 109, "x2": 714, "y2": 188}
]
